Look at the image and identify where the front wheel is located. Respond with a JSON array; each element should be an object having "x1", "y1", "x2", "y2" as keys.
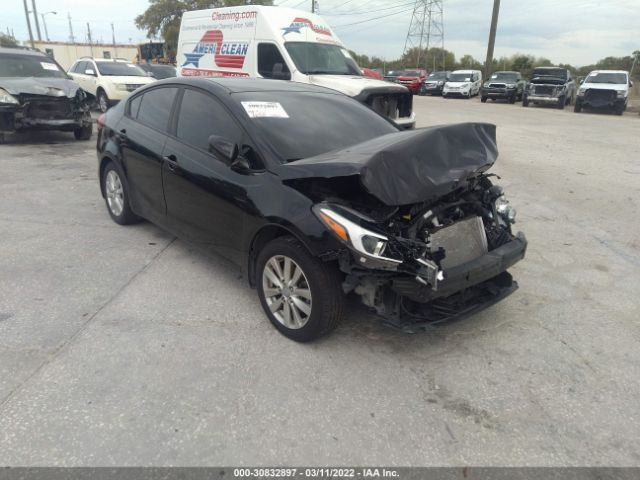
[
  {"x1": 74, "y1": 122, "x2": 93, "y2": 140},
  {"x1": 257, "y1": 236, "x2": 344, "y2": 342},
  {"x1": 574, "y1": 100, "x2": 582, "y2": 113},
  {"x1": 522, "y1": 95, "x2": 529, "y2": 107},
  {"x1": 481, "y1": 96, "x2": 487, "y2": 103},
  {"x1": 557, "y1": 95, "x2": 566, "y2": 109}
]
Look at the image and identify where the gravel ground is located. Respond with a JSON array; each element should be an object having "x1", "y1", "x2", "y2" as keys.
[{"x1": 0, "y1": 94, "x2": 639, "y2": 466}]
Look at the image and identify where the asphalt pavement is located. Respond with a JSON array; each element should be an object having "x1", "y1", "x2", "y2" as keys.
[{"x1": 0, "y1": 96, "x2": 639, "y2": 466}]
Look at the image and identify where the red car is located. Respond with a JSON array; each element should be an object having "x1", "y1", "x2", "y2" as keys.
[
  {"x1": 394, "y1": 69, "x2": 427, "y2": 93},
  {"x1": 361, "y1": 67, "x2": 383, "y2": 80}
]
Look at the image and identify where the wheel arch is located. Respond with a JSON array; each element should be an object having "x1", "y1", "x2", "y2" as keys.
[{"x1": 247, "y1": 224, "x2": 316, "y2": 288}]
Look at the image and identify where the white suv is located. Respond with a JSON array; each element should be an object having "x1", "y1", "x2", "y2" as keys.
[
  {"x1": 68, "y1": 58, "x2": 155, "y2": 112},
  {"x1": 575, "y1": 70, "x2": 632, "y2": 115}
]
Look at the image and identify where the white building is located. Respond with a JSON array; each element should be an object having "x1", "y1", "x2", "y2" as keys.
[{"x1": 31, "y1": 41, "x2": 138, "y2": 70}]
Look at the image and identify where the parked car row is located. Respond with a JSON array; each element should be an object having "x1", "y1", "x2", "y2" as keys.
[{"x1": 412, "y1": 65, "x2": 632, "y2": 115}]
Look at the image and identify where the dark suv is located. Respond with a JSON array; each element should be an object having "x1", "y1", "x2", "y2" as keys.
[
  {"x1": 481, "y1": 71, "x2": 525, "y2": 103},
  {"x1": 523, "y1": 67, "x2": 577, "y2": 109},
  {"x1": 420, "y1": 71, "x2": 451, "y2": 96}
]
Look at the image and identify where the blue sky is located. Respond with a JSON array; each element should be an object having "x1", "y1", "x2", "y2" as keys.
[{"x1": 3, "y1": 0, "x2": 639, "y2": 66}]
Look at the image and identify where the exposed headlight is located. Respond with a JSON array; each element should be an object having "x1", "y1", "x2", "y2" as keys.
[
  {"x1": 115, "y1": 84, "x2": 128, "y2": 91},
  {"x1": 0, "y1": 88, "x2": 19, "y2": 105},
  {"x1": 495, "y1": 195, "x2": 516, "y2": 224},
  {"x1": 314, "y1": 206, "x2": 401, "y2": 267},
  {"x1": 506, "y1": 83, "x2": 516, "y2": 88}
]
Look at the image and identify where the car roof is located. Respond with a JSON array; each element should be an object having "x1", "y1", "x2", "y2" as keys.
[
  {"x1": 93, "y1": 58, "x2": 129, "y2": 63},
  {"x1": 589, "y1": 70, "x2": 628, "y2": 75},
  {"x1": 0, "y1": 46, "x2": 46, "y2": 57},
  {"x1": 494, "y1": 71, "x2": 519, "y2": 74},
  {"x1": 153, "y1": 77, "x2": 345, "y2": 96}
]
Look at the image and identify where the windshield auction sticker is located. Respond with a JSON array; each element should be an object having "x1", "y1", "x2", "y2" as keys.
[
  {"x1": 241, "y1": 101, "x2": 289, "y2": 118},
  {"x1": 40, "y1": 62, "x2": 59, "y2": 71}
]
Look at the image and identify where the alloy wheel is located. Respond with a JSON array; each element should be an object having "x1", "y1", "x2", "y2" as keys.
[
  {"x1": 262, "y1": 255, "x2": 312, "y2": 329},
  {"x1": 105, "y1": 170, "x2": 124, "y2": 217}
]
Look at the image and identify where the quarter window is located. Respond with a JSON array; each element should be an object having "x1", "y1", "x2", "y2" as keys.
[
  {"x1": 136, "y1": 87, "x2": 178, "y2": 132},
  {"x1": 258, "y1": 44, "x2": 290, "y2": 79},
  {"x1": 176, "y1": 89, "x2": 241, "y2": 153}
]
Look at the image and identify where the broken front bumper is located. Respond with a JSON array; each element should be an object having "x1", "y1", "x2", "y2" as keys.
[
  {"x1": 482, "y1": 87, "x2": 517, "y2": 99},
  {"x1": 0, "y1": 96, "x2": 92, "y2": 134}
]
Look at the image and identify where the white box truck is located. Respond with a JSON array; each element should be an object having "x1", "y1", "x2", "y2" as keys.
[{"x1": 176, "y1": 5, "x2": 415, "y2": 129}]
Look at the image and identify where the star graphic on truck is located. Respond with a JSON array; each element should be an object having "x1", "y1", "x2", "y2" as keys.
[
  {"x1": 281, "y1": 24, "x2": 303, "y2": 36},
  {"x1": 182, "y1": 51, "x2": 205, "y2": 67}
]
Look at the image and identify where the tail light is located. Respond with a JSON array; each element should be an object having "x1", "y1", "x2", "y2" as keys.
[{"x1": 97, "y1": 113, "x2": 106, "y2": 131}]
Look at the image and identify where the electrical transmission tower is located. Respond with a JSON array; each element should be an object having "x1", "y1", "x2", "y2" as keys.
[{"x1": 402, "y1": 0, "x2": 445, "y2": 71}]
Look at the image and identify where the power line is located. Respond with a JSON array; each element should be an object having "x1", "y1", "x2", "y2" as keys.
[
  {"x1": 332, "y1": 6, "x2": 414, "y2": 28},
  {"x1": 323, "y1": 1, "x2": 416, "y2": 16}
]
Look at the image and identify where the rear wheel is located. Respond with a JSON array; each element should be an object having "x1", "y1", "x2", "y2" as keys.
[
  {"x1": 256, "y1": 236, "x2": 344, "y2": 342},
  {"x1": 101, "y1": 161, "x2": 140, "y2": 225},
  {"x1": 97, "y1": 90, "x2": 110, "y2": 113}
]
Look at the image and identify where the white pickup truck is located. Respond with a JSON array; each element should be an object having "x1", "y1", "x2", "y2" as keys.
[{"x1": 575, "y1": 70, "x2": 632, "y2": 115}]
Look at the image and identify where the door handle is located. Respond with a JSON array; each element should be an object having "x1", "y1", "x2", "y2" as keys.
[{"x1": 163, "y1": 154, "x2": 178, "y2": 170}]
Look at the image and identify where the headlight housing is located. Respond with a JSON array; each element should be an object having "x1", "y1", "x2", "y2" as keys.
[
  {"x1": 495, "y1": 195, "x2": 516, "y2": 224},
  {"x1": 578, "y1": 88, "x2": 586, "y2": 96},
  {"x1": 616, "y1": 90, "x2": 626, "y2": 98},
  {"x1": 438, "y1": 80, "x2": 444, "y2": 86},
  {"x1": 0, "y1": 88, "x2": 19, "y2": 105},
  {"x1": 314, "y1": 206, "x2": 401, "y2": 268},
  {"x1": 506, "y1": 83, "x2": 516, "y2": 88},
  {"x1": 115, "y1": 83, "x2": 128, "y2": 91}
]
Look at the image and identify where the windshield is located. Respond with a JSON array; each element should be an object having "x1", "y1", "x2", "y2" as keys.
[
  {"x1": 585, "y1": 72, "x2": 627, "y2": 84},
  {"x1": 397, "y1": 70, "x2": 421, "y2": 77},
  {"x1": 284, "y1": 42, "x2": 361, "y2": 75},
  {"x1": 449, "y1": 73, "x2": 472, "y2": 82},
  {"x1": 96, "y1": 62, "x2": 147, "y2": 77},
  {"x1": 428, "y1": 72, "x2": 447, "y2": 80},
  {"x1": 148, "y1": 65, "x2": 176, "y2": 79},
  {"x1": 490, "y1": 72, "x2": 518, "y2": 82},
  {"x1": 532, "y1": 68, "x2": 566, "y2": 79},
  {"x1": 0, "y1": 53, "x2": 67, "y2": 79},
  {"x1": 235, "y1": 92, "x2": 397, "y2": 162}
]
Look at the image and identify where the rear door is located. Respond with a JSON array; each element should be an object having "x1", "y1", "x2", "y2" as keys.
[
  {"x1": 162, "y1": 87, "x2": 262, "y2": 265},
  {"x1": 117, "y1": 85, "x2": 179, "y2": 223}
]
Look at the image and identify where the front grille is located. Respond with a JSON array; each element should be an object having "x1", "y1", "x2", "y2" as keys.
[
  {"x1": 533, "y1": 85, "x2": 554, "y2": 95},
  {"x1": 429, "y1": 216, "x2": 488, "y2": 269},
  {"x1": 488, "y1": 83, "x2": 506, "y2": 88},
  {"x1": 585, "y1": 89, "x2": 616, "y2": 103},
  {"x1": 365, "y1": 92, "x2": 412, "y2": 120},
  {"x1": 125, "y1": 84, "x2": 144, "y2": 92},
  {"x1": 21, "y1": 96, "x2": 72, "y2": 119}
]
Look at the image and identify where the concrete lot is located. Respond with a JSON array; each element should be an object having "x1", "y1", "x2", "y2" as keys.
[{"x1": 0, "y1": 96, "x2": 639, "y2": 466}]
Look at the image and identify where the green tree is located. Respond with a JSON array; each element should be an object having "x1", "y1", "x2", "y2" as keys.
[
  {"x1": 0, "y1": 33, "x2": 18, "y2": 47},
  {"x1": 135, "y1": 0, "x2": 273, "y2": 53},
  {"x1": 457, "y1": 54, "x2": 482, "y2": 70}
]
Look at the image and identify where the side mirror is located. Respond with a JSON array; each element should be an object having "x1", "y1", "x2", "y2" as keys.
[
  {"x1": 272, "y1": 63, "x2": 291, "y2": 81},
  {"x1": 85, "y1": 69, "x2": 96, "y2": 76},
  {"x1": 208, "y1": 135, "x2": 238, "y2": 163}
]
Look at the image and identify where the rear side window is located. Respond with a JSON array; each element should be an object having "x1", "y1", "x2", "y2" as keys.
[
  {"x1": 128, "y1": 95, "x2": 142, "y2": 118},
  {"x1": 258, "y1": 44, "x2": 290, "y2": 79},
  {"x1": 176, "y1": 89, "x2": 241, "y2": 152},
  {"x1": 135, "y1": 87, "x2": 178, "y2": 132}
]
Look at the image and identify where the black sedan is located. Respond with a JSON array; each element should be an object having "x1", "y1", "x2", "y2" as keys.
[{"x1": 97, "y1": 77, "x2": 527, "y2": 341}]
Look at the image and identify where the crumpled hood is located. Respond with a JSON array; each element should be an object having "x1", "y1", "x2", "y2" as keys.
[
  {"x1": 307, "y1": 74, "x2": 408, "y2": 97},
  {"x1": 530, "y1": 76, "x2": 565, "y2": 85},
  {"x1": 277, "y1": 122, "x2": 498, "y2": 206},
  {"x1": 0, "y1": 77, "x2": 84, "y2": 98}
]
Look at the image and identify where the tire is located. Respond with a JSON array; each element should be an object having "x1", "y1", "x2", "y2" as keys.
[
  {"x1": 101, "y1": 161, "x2": 140, "y2": 225},
  {"x1": 522, "y1": 95, "x2": 529, "y2": 107},
  {"x1": 574, "y1": 101, "x2": 582, "y2": 113},
  {"x1": 557, "y1": 95, "x2": 565, "y2": 109},
  {"x1": 74, "y1": 122, "x2": 93, "y2": 140},
  {"x1": 481, "y1": 96, "x2": 487, "y2": 103},
  {"x1": 508, "y1": 93, "x2": 516, "y2": 104},
  {"x1": 97, "y1": 89, "x2": 110, "y2": 113},
  {"x1": 256, "y1": 236, "x2": 344, "y2": 342},
  {"x1": 615, "y1": 105, "x2": 624, "y2": 116}
]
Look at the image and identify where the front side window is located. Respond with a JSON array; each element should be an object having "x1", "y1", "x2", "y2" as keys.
[
  {"x1": 284, "y1": 42, "x2": 360, "y2": 75},
  {"x1": 176, "y1": 89, "x2": 241, "y2": 153},
  {"x1": 135, "y1": 87, "x2": 178, "y2": 132},
  {"x1": 0, "y1": 53, "x2": 67, "y2": 79},
  {"x1": 258, "y1": 43, "x2": 290, "y2": 79}
]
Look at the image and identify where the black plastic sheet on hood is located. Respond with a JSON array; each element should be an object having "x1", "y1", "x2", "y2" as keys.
[{"x1": 278, "y1": 122, "x2": 498, "y2": 206}]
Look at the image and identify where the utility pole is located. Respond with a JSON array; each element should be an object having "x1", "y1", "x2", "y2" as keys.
[
  {"x1": 111, "y1": 23, "x2": 118, "y2": 57},
  {"x1": 67, "y1": 12, "x2": 75, "y2": 43},
  {"x1": 484, "y1": 0, "x2": 500, "y2": 79},
  {"x1": 86, "y1": 22, "x2": 93, "y2": 56},
  {"x1": 311, "y1": 0, "x2": 317, "y2": 13},
  {"x1": 22, "y1": 0, "x2": 35, "y2": 48},
  {"x1": 31, "y1": 0, "x2": 42, "y2": 41}
]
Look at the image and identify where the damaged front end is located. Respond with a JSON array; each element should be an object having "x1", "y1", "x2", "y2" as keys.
[
  {"x1": 0, "y1": 82, "x2": 93, "y2": 136},
  {"x1": 282, "y1": 123, "x2": 527, "y2": 332}
]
